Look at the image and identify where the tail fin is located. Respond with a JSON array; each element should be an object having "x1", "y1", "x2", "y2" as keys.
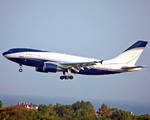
[{"x1": 107, "y1": 40, "x2": 148, "y2": 66}]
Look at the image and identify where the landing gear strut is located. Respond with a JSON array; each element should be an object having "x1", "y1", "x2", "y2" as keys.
[
  {"x1": 19, "y1": 64, "x2": 23, "y2": 72},
  {"x1": 60, "y1": 70, "x2": 74, "y2": 80}
]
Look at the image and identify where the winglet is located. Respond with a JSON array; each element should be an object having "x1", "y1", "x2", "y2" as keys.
[{"x1": 100, "y1": 60, "x2": 104, "y2": 64}]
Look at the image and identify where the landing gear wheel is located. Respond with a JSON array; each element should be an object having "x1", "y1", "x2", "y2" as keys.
[
  {"x1": 19, "y1": 69, "x2": 23, "y2": 72},
  {"x1": 65, "y1": 76, "x2": 69, "y2": 80},
  {"x1": 60, "y1": 76, "x2": 64, "y2": 80},
  {"x1": 69, "y1": 76, "x2": 73, "y2": 79}
]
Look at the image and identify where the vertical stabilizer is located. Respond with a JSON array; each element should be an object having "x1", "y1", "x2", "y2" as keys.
[{"x1": 106, "y1": 40, "x2": 148, "y2": 66}]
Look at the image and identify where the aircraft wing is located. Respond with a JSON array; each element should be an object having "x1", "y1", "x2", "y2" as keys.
[{"x1": 59, "y1": 61, "x2": 102, "y2": 72}]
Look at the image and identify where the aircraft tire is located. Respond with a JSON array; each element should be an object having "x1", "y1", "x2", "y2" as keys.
[
  {"x1": 69, "y1": 76, "x2": 73, "y2": 79},
  {"x1": 60, "y1": 76, "x2": 73, "y2": 80},
  {"x1": 65, "y1": 76, "x2": 69, "y2": 80},
  {"x1": 19, "y1": 69, "x2": 23, "y2": 72},
  {"x1": 60, "y1": 76, "x2": 64, "y2": 80}
]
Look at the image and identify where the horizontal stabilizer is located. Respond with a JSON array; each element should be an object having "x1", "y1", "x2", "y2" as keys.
[{"x1": 121, "y1": 66, "x2": 146, "y2": 72}]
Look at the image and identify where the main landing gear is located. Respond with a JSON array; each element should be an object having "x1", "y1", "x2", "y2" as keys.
[
  {"x1": 60, "y1": 75, "x2": 73, "y2": 80},
  {"x1": 19, "y1": 64, "x2": 23, "y2": 72},
  {"x1": 60, "y1": 71, "x2": 74, "y2": 80}
]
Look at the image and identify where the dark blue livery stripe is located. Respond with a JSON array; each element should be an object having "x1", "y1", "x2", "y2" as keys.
[
  {"x1": 3, "y1": 48, "x2": 48, "y2": 55},
  {"x1": 123, "y1": 40, "x2": 148, "y2": 52}
]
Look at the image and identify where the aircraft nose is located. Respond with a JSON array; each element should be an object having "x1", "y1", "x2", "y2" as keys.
[{"x1": 3, "y1": 52, "x2": 7, "y2": 57}]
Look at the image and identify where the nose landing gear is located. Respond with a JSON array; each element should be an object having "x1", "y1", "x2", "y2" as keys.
[{"x1": 19, "y1": 64, "x2": 23, "y2": 72}]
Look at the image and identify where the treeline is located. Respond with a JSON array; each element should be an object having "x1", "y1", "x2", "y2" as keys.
[{"x1": 0, "y1": 100, "x2": 150, "y2": 120}]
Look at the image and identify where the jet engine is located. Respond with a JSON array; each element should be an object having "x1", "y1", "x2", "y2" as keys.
[
  {"x1": 36, "y1": 62, "x2": 63, "y2": 73},
  {"x1": 36, "y1": 67, "x2": 48, "y2": 73}
]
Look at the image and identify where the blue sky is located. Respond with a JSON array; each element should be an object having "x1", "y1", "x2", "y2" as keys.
[{"x1": 0, "y1": 1, "x2": 150, "y2": 103}]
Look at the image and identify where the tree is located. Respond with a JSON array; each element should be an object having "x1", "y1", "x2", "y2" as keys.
[
  {"x1": 109, "y1": 109, "x2": 132, "y2": 120},
  {"x1": 137, "y1": 114, "x2": 150, "y2": 120},
  {"x1": 100, "y1": 103, "x2": 111, "y2": 117},
  {"x1": 48, "y1": 103, "x2": 54, "y2": 111},
  {"x1": 72, "y1": 100, "x2": 94, "y2": 114},
  {"x1": 4, "y1": 107, "x2": 29, "y2": 120},
  {"x1": 53, "y1": 103, "x2": 74, "y2": 119},
  {"x1": 72, "y1": 108, "x2": 93, "y2": 120},
  {"x1": 72, "y1": 101, "x2": 80, "y2": 111},
  {"x1": 0, "y1": 100, "x2": 2, "y2": 109},
  {"x1": 84, "y1": 101, "x2": 95, "y2": 115},
  {"x1": 38, "y1": 104, "x2": 59, "y2": 120}
]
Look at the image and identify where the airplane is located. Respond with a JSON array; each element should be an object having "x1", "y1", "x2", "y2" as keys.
[{"x1": 3, "y1": 40, "x2": 148, "y2": 80}]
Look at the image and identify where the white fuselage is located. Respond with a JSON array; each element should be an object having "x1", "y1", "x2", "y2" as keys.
[{"x1": 3, "y1": 40, "x2": 147, "y2": 79}]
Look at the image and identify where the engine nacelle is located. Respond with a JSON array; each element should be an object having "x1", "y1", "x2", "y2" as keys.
[
  {"x1": 36, "y1": 67, "x2": 48, "y2": 73},
  {"x1": 36, "y1": 63, "x2": 62, "y2": 73},
  {"x1": 43, "y1": 62, "x2": 62, "y2": 73}
]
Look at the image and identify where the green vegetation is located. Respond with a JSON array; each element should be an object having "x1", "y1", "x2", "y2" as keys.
[
  {"x1": 0, "y1": 100, "x2": 150, "y2": 120},
  {"x1": 0, "y1": 100, "x2": 2, "y2": 109}
]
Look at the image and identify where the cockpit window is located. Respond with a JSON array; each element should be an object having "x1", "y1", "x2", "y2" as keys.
[{"x1": 8, "y1": 50, "x2": 13, "y2": 52}]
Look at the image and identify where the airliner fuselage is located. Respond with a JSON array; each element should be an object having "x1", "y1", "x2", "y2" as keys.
[{"x1": 3, "y1": 40, "x2": 148, "y2": 79}]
